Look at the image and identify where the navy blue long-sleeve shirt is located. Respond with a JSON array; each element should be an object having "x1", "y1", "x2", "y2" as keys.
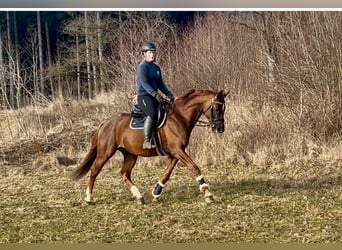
[{"x1": 136, "y1": 60, "x2": 171, "y2": 98}]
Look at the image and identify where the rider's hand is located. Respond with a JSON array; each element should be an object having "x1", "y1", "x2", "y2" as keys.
[
  {"x1": 167, "y1": 93, "x2": 175, "y2": 103},
  {"x1": 155, "y1": 93, "x2": 164, "y2": 103}
]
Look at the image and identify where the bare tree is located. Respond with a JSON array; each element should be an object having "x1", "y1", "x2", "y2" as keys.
[
  {"x1": 75, "y1": 31, "x2": 81, "y2": 99},
  {"x1": 84, "y1": 11, "x2": 91, "y2": 99},
  {"x1": 13, "y1": 12, "x2": 22, "y2": 108},
  {"x1": 90, "y1": 19, "x2": 97, "y2": 95},
  {"x1": 97, "y1": 11, "x2": 104, "y2": 94},
  {"x1": 0, "y1": 20, "x2": 4, "y2": 107},
  {"x1": 37, "y1": 11, "x2": 44, "y2": 94},
  {"x1": 7, "y1": 12, "x2": 14, "y2": 106},
  {"x1": 24, "y1": 25, "x2": 39, "y2": 99},
  {"x1": 45, "y1": 21, "x2": 54, "y2": 98}
]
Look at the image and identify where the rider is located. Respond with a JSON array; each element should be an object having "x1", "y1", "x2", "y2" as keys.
[{"x1": 136, "y1": 42, "x2": 175, "y2": 149}]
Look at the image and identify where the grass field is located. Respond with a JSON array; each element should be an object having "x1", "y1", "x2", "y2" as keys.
[
  {"x1": 0, "y1": 153, "x2": 340, "y2": 243},
  {"x1": 0, "y1": 96, "x2": 341, "y2": 243}
]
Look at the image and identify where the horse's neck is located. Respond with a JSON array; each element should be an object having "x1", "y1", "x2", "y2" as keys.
[{"x1": 174, "y1": 97, "x2": 206, "y2": 129}]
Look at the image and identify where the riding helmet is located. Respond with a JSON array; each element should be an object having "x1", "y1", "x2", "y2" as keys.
[{"x1": 141, "y1": 42, "x2": 157, "y2": 52}]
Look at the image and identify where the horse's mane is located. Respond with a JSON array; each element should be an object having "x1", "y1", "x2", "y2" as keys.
[
  {"x1": 179, "y1": 89, "x2": 196, "y2": 100},
  {"x1": 176, "y1": 89, "x2": 214, "y2": 103}
]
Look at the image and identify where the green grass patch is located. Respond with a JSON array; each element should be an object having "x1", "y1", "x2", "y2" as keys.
[{"x1": 0, "y1": 159, "x2": 340, "y2": 243}]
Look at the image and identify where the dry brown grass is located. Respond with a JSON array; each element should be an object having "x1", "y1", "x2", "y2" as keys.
[
  {"x1": 0, "y1": 147, "x2": 340, "y2": 243},
  {"x1": 0, "y1": 92, "x2": 341, "y2": 243}
]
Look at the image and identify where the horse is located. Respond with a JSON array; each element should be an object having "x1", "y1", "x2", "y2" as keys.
[{"x1": 71, "y1": 89, "x2": 228, "y2": 204}]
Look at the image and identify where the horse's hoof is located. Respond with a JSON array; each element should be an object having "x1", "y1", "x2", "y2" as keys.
[
  {"x1": 84, "y1": 198, "x2": 94, "y2": 205},
  {"x1": 136, "y1": 197, "x2": 145, "y2": 205},
  {"x1": 152, "y1": 183, "x2": 164, "y2": 198},
  {"x1": 205, "y1": 195, "x2": 214, "y2": 204}
]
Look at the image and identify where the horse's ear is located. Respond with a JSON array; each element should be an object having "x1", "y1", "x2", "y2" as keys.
[{"x1": 217, "y1": 90, "x2": 230, "y2": 100}]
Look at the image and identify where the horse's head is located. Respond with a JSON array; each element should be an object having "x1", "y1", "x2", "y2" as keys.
[{"x1": 203, "y1": 90, "x2": 229, "y2": 133}]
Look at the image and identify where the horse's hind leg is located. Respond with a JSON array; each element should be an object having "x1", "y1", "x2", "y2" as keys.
[
  {"x1": 85, "y1": 149, "x2": 116, "y2": 203},
  {"x1": 119, "y1": 151, "x2": 143, "y2": 204},
  {"x1": 152, "y1": 157, "x2": 178, "y2": 199}
]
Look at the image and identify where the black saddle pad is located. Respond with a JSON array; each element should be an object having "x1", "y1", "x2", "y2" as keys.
[{"x1": 130, "y1": 104, "x2": 167, "y2": 129}]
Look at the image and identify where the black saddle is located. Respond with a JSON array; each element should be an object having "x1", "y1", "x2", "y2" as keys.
[
  {"x1": 130, "y1": 104, "x2": 168, "y2": 156},
  {"x1": 130, "y1": 104, "x2": 167, "y2": 129}
]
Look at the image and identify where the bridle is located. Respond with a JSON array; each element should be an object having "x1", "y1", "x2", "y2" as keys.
[{"x1": 196, "y1": 98, "x2": 226, "y2": 128}]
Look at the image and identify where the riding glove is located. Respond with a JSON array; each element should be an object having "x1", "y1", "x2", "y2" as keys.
[
  {"x1": 155, "y1": 93, "x2": 164, "y2": 103},
  {"x1": 167, "y1": 93, "x2": 175, "y2": 103}
]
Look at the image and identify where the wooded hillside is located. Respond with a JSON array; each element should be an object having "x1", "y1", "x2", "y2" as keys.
[{"x1": 1, "y1": 11, "x2": 341, "y2": 164}]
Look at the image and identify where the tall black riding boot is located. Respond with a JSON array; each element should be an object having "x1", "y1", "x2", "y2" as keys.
[{"x1": 143, "y1": 116, "x2": 155, "y2": 149}]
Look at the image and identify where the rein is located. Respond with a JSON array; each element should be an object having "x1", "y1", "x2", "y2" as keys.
[
  {"x1": 160, "y1": 99, "x2": 174, "y2": 116},
  {"x1": 196, "y1": 99, "x2": 225, "y2": 128}
]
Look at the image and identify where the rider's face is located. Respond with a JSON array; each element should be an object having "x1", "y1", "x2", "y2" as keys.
[{"x1": 144, "y1": 50, "x2": 156, "y2": 62}]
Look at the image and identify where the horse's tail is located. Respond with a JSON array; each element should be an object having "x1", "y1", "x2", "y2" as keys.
[{"x1": 71, "y1": 124, "x2": 101, "y2": 181}]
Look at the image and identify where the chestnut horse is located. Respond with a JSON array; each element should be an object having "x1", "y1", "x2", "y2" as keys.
[{"x1": 71, "y1": 89, "x2": 228, "y2": 204}]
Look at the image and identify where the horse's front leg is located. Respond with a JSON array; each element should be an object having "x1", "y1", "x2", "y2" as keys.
[
  {"x1": 173, "y1": 150, "x2": 214, "y2": 203},
  {"x1": 152, "y1": 157, "x2": 178, "y2": 198}
]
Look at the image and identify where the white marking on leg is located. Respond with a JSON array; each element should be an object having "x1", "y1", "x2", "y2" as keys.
[
  {"x1": 204, "y1": 191, "x2": 212, "y2": 197},
  {"x1": 85, "y1": 186, "x2": 93, "y2": 203},
  {"x1": 199, "y1": 183, "x2": 209, "y2": 192},
  {"x1": 130, "y1": 185, "x2": 143, "y2": 199},
  {"x1": 196, "y1": 175, "x2": 204, "y2": 182},
  {"x1": 157, "y1": 181, "x2": 165, "y2": 188},
  {"x1": 195, "y1": 175, "x2": 214, "y2": 202}
]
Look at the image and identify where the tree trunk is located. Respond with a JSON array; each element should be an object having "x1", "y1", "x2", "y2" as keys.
[
  {"x1": 56, "y1": 40, "x2": 63, "y2": 99},
  {"x1": 261, "y1": 12, "x2": 277, "y2": 83},
  {"x1": 0, "y1": 21, "x2": 4, "y2": 107},
  {"x1": 90, "y1": 20, "x2": 97, "y2": 95},
  {"x1": 84, "y1": 11, "x2": 91, "y2": 99},
  {"x1": 14, "y1": 12, "x2": 21, "y2": 108},
  {"x1": 76, "y1": 32, "x2": 81, "y2": 99},
  {"x1": 37, "y1": 11, "x2": 44, "y2": 94},
  {"x1": 97, "y1": 11, "x2": 103, "y2": 94},
  {"x1": 45, "y1": 21, "x2": 54, "y2": 98},
  {"x1": 118, "y1": 11, "x2": 124, "y2": 89},
  {"x1": 7, "y1": 11, "x2": 14, "y2": 107},
  {"x1": 31, "y1": 32, "x2": 38, "y2": 99}
]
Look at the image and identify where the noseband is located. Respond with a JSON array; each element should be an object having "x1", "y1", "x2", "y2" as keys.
[{"x1": 196, "y1": 98, "x2": 226, "y2": 128}]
